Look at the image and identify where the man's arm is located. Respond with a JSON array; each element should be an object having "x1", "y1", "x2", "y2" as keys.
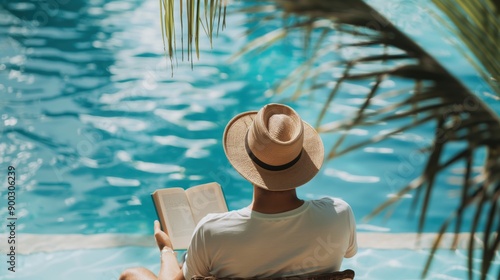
[{"x1": 154, "y1": 220, "x2": 186, "y2": 280}]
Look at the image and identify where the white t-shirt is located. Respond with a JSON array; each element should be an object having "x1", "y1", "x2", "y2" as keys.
[{"x1": 183, "y1": 197, "x2": 357, "y2": 279}]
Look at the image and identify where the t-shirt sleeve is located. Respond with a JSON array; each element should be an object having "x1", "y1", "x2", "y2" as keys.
[
  {"x1": 182, "y1": 217, "x2": 212, "y2": 279},
  {"x1": 344, "y1": 204, "x2": 358, "y2": 258}
]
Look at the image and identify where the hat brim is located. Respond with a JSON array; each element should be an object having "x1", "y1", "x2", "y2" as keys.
[{"x1": 223, "y1": 111, "x2": 324, "y2": 191}]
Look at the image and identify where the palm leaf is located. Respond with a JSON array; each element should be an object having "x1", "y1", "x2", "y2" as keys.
[
  {"x1": 159, "y1": 0, "x2": 226, "y2": 71},
  {"x1": 431, "y1": 0, "x2": 500, "y2": 95},
  {"x1": 230, "y1": 0, "x2": 500, "y2": 278}
]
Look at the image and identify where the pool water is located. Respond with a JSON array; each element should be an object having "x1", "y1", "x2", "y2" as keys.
[{"x1": 0, "y1": 0, "x2": 499, "y2": 279}]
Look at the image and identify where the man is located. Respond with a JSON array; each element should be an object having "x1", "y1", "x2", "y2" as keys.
[{"x1": 120, "y1": 103, "x2": 357, "y2": 280}]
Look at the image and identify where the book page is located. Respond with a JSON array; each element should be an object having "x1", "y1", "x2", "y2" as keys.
[
  {"x1": 154, "y1": 189, "x2": 196, "y2": 249},
  {"x1": 185, "y1": 182, "x2": 228, "y2": 224}
]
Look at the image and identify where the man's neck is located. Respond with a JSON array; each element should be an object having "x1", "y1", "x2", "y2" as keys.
[{"x1": 249, "y1": 185, "x2": 304, "y2": 214}]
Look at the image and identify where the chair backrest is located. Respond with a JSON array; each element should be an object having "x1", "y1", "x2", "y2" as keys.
[{"x1": 191, "y1": 269, "x2": 355, "y2": 280}]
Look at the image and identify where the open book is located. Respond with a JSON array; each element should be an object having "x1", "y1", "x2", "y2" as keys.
[{"x1": 151, "y1": 182, "x2": 228, "y2": 250}]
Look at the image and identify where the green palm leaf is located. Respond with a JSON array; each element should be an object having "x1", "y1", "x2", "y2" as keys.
[
  {"x1": 431, "y1": 0, "x2": 500, "y2": 95},
  {"x1": 159, "y1": 0, "x2": 226, "y2": 71}
]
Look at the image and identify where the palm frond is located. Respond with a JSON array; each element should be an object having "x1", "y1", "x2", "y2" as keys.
[
  {"x1": 431, "y1": 0, "x2": 500, "y2": 95},
  {"x1": 159, "y1": 0, "x2": 226, "y2": 72},
  {"x1": 234, "y1": 0, "x2": 500, "y2": 278}
]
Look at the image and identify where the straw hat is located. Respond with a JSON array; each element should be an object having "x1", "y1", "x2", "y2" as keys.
[{"x1": 223, "y1": 103, "x2": 324, "y2": 191}]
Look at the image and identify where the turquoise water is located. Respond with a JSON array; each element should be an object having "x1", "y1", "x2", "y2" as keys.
[{"x1": 0, "y1": 0, "x2": 499, "y2": 278}]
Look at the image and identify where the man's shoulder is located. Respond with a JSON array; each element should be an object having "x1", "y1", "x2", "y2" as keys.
[
  {"x1": 202, "y1": 210, "x2": 240, "y2": 222},
  {"x1": 196, "y1": 209, "x2": 249, "y2": 231},
  {"x1": 310, "y1": 197, "x2": 352, "y2": 213}
]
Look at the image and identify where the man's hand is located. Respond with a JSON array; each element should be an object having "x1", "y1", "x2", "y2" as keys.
[{"x1": 154, "y1": 220, "x2": 174, "y2": 251}]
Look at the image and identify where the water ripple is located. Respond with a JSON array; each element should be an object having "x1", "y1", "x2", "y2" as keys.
[
  {"x1": 132, "y1": 161, "x2": 184, "y2": 174},
  {"x1": 80, "y1": 114, "x2": 148, "y2": 133},
  {"x1": 324, "y1": 168, "x2": 380, "y2": 183},
  {"x1": 105, "y1": 176, "x2": 141, "y2": 187},
  {"x1": 154, "y1": 108, "x2": 218, "y2": 131},
  {"x1": 153, "y1": 135, "x2": 217, "y2": 148}
]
